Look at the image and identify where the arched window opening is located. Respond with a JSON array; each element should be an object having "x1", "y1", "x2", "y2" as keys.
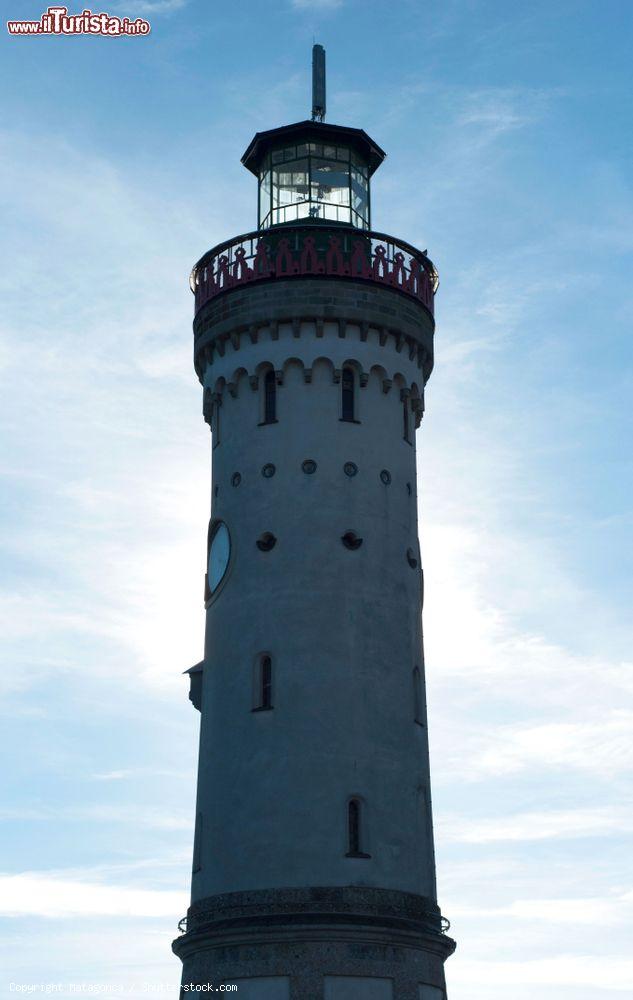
[
  {"x1": 346, "y1": 798, "x2": 370, "y2": 857},
  {"x1": 253, "y1": 654, "x2": 273, "y2": 711},
  {"x1": 263, "y1": 369, "x2": 277, "y2": 424},
  {"x1": 348, "y1": 799, "x2": 360, "y2": 854},
  {"x1": 212, "y1": 398, "x2": 220, "y2": 449},
  {"x1": 403, "y1": 398, "x2": 411, "y2": 442},
  {"x1": 413, "y1": 666, "x2": 424, "y2": 725},
  {"x1": 341, "y1": 366, "x2": 355, "y2": 422}
]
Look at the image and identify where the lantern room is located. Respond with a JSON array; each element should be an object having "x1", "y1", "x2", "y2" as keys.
[{"x1": 241, "y1": 121, "x2": 386, "y2": 231}]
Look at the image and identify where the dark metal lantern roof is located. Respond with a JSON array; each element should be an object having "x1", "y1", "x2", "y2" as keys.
[{"x1": 241, "y1": 120, "x2": 386, "y2": 177}]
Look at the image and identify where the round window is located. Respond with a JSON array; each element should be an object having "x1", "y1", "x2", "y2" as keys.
[{"x1": 208, "y1": 522, "x2": 231, "y2": 594}]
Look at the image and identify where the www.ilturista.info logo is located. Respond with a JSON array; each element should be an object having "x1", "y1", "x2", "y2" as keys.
[{"x1": 7, "y1": 6, "x2": 151, "y2": 35}]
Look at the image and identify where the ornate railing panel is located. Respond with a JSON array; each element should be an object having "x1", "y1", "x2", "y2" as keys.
[{"x1": 190, "y1": 226, "x2": 438, "y2": 317}]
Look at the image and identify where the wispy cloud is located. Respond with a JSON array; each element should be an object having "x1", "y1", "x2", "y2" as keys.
[
  {"x1": 451, "y1": 892, "x2": 633, "y2": 927},
  {"x1": 113, "y1": 0, "x2": 188, "y2": 14},
  {"x1": 291, "y1": 0, "x2": 343, "y2": 9},
  {"x1": 450, "y1": 955, "x2": 633, "y2": 992},
  {"x1": 462, "y1": 714, "x2": 633, "y2": 778},
  {"x1": 0, "y1": 804, "x2": 190, "y2": 830}
]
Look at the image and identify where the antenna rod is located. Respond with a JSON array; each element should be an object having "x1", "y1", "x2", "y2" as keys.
[{"x1": 312, "y1": 44, "x2": 326, "y2": 122}]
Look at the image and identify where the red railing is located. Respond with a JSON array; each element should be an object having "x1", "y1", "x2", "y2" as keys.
[{"x1": 190, "y1": 226, "x2": 438, "y2": 317}]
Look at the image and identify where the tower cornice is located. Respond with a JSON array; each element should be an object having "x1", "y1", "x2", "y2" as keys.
[{"x1": 193, "y1": 275, "x2": 435, "y2": 386}]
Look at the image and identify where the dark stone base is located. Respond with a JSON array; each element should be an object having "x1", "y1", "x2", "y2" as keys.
[{"x1": 172, "y1": 886, "x2": 455, "y2": 1000}]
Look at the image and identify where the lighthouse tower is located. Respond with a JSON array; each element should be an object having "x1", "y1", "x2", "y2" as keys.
[{"x1": 173, "y1": 46, "x2": 455, "y2": 1000}]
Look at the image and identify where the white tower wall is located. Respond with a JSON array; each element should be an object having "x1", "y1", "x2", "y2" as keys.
[{"x1": 194, "y1": 322, "x2": 435, "y2": 900}]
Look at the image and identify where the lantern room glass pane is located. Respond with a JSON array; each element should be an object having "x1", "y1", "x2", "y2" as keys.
[
  {"x1": 311, "y1": 158, "x2": 350, "y2": 208},
  {"x1": 272, "y1": 158, "x2": 310, "y2": 210},
  {"x1": 259, "y1": 142, "x2": 370, "y2": 230},
  {"x1": 351, "y1": 165, "x2": 368, "y2": 224},
  {"x1": 260, "y1": 169, "x2": 271, "y2": 229}
]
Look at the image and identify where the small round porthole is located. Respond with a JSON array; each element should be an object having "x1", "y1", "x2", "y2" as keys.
[
  {"x1": 407, "y1": 547, "x2": 418, "y2": 568},
  {"x1": 257, "y1": 532, "x2": 277, "y2": 552},
  {"x1": 302, "y1": 459, "x2": 317, "y2": 475},
  {"x1": 261, "y1": 463, "x2": 276, "y2": 479},
  {"x1": 344, "y1": 462, "x2": 358, "y2": 478},
  {"x1": 231, "y1": 472, "x2": 241, "y2": 488},
  {"x1": 380, "y1": 469, "x2": 391, "y2": 485},
  {"x1": 342, "y1": 531, "x2": 363, "y2": 550}
]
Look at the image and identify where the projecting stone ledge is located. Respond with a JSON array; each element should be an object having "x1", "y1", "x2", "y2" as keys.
[{"x1": 173, "y1": 886, "x2": 454, "y2": 1000}]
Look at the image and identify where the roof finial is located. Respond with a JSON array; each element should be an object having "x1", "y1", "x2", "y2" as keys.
[{"x1": 312, "y1": 44, "x2": 326, "y2": 122}]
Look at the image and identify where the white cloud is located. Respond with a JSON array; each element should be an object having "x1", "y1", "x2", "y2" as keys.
[
  {"x1": 450, "y1": 955, "x2": 633, "y2": 992},
  {"x1": 464, "y1": 714, "x2": 633, "y2": 778},
  {"x1": 0, "y1": 871, "x2": 186, "y2": 918},
  {"x1": 441, "y1": 806, "x2": 633, "y2": 844}
]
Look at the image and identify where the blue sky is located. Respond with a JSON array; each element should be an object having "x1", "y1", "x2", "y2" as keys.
[{"x1": 1, "y1": 0, "x2": 632, "y2": 997}]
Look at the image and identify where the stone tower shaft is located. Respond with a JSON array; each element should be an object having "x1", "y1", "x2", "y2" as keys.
[{"x1": 173, "y1": 115, "x2": 455, "y2": 1000}]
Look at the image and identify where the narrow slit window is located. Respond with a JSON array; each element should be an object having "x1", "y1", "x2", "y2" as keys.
[
  {"x1": 264, "y1": 370, "x2": 277, "y2": 424},
  {"x1": 341, "y1": 366, "x2": 355, "y2": 422},
  {"x1": 403, "y1": 398, "x2": 411, "y2": 442},
  {"x1": 348, "y1": 799, "x2": 360, "y2": 853},
  {"x1": 346, "y1": 797, "x2": 369, "y2": 857},
  {"x1": 253, "y1": 654, "x2": 273, "y2": 711},
  {"x1": 260, "y1": 655, "x2": 272, "y2": 709}
]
